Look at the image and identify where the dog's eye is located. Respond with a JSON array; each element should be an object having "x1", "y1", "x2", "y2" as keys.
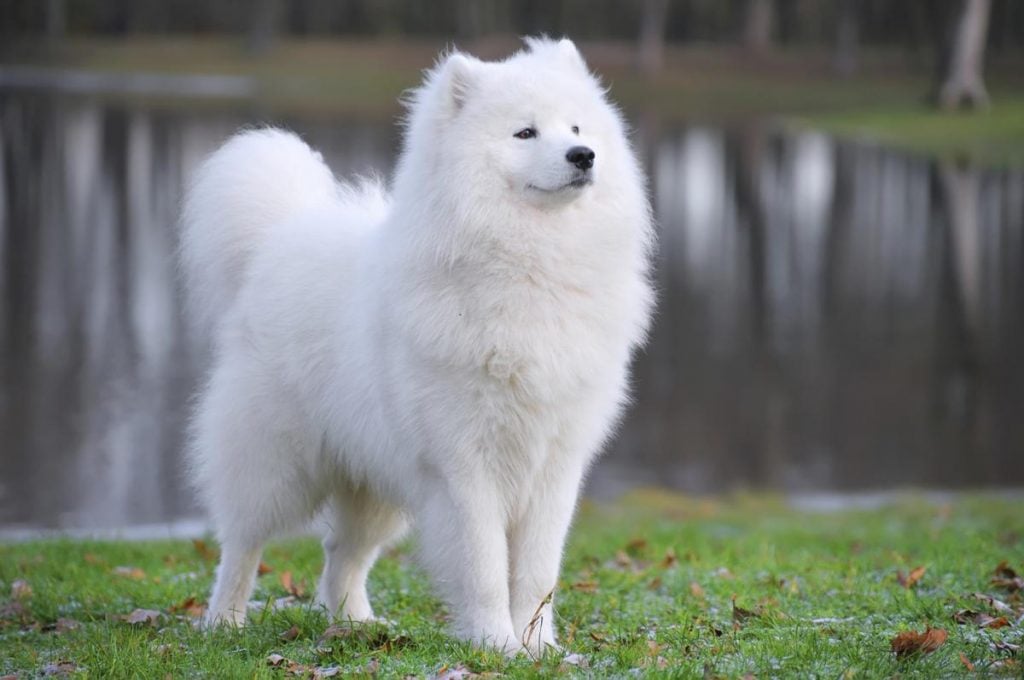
[
  {"x1": 571, "y1": 125, "x2": 580, "y2": 134},
  {"x1": 514, "y1": 128, "x2": 537, "y2": 140}
]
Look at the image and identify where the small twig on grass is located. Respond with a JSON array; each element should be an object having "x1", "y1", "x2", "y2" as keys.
[{"x1": 520, "y1": 589, "x2": 554, "y2": 660}]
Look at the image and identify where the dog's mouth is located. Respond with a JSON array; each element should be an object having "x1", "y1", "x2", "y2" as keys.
[{"x1": 527, "y1": 175, "x2": 593, "y2": 193}]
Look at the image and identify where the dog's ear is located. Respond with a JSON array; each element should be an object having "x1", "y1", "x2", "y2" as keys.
[
  {"x1": 556, "y1": 38, "x2": 587, "y2": 71},
  {"x1": 441, "y1": 53, "x2": 479, "y2": 112}
]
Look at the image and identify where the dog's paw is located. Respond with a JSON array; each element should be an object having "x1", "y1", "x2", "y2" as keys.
[{"x1": 201, "y1": 608, "x2": 247, "y2": 629}]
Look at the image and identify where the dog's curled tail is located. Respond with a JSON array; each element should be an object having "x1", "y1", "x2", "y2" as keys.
[{"x1": 180, "y1": 128, "x2": 337, "y2": 336}]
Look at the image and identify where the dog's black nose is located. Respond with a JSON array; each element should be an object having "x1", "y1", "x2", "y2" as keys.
[{"x1": 566, "y1": 146, "x2": 595, "y2": 170}]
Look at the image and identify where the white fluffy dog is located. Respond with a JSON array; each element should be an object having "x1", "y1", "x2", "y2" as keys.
[{"x1": 181, "y1": 37, "x2": 654, "y2": 655}]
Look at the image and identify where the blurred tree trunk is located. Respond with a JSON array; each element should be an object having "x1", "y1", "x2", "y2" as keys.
[
  {"x1": 456, "y1": 0, "x2": 483, "y2": 40},
  {"x1": 938, "y1": 0, "x2": 992, "y2": 109},
  {"x1": 248, "y1": 0, "x2": 281, "y2": 56},
  {"x1": 46, "y1": 0, "x2": 65, "y2": 48},
  {"x1": 833, "y1": 0, "x2": 859, "y2": 76},
  {"x1": 637, "y1": 0, "x2": 670, "y2": 74},
  {"x1": 743, "y1": 0, "x2": 774, "y2": 53}
]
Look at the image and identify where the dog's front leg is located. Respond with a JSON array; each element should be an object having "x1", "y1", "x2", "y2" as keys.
[
  {"x1": 415, "y1": 475, "x2": 521, "y2": 655},
  {"x1": 508, "y1": 455, "x2": 585, "y2": 655}
]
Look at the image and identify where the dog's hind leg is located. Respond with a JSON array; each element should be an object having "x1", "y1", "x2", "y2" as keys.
[
  {"x1": 206, "y1": 540, "x2": 264, "y2": 626},
  {"x1": 317, "y1": 485, "x2": 407, "y2": 621},
  {"x1": 194, "y1": 364, "x2": 324, "y2": 627}
]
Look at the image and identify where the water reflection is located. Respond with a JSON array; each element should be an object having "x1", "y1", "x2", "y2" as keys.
[{"x1": 1, "y1": 92, "x2": 1022, "y2": 529}]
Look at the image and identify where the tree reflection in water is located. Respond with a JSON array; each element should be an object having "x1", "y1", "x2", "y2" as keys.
[{"x1": 1, "y1": 93, "x2": 1022, "y2": 529}]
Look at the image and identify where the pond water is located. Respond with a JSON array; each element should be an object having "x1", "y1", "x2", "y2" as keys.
[{"x1": 1, "y1": 91, "x2": 1023, "y2": 531}]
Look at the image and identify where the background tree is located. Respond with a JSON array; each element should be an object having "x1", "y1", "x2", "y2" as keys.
[
  {"x1": 637, "y1": 0, "x2": 670, "y2": 74},
  {"x1": 248, "y1": 0, "x2": 282, "y2": 56},
  {"x1": 833, "y1": 0, "x2": 859, "y2": 76},
  {"x1": 743, "y1": 0, "x2": 774, "y2": 53},
  {"x1": 938, "y1": 0, "x2": 993, "y2": 109}
]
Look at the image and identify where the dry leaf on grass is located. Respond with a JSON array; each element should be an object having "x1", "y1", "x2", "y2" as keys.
[
  {"x1": 10, "y1": 580, "x2": 32, "y2": 600},
  {"x1": 41, "y1": 618, "x2": 80, "y2": 634},
  {"x1": 169, "y1": 596, "x2": 206, "y2": 618},
  {"x1": 40, "y1": 661, "x2": 78, "y2": 677},
  {"x1": 279, "y1": 571, "x2": 307, "y2": 598},
  {"x1": 625, "y1": 537, "x2": 648, "y2": 554},
  {"x1": 113, "y1": 566, "x2": 145, "y2": 580},
  {"x1": 952, "y1": 609, "x2": 1010, "y2": 629},
  {"x1": 897, "y1": 566, "x2": 927, "y2": 589},
  {"x1": 0, "y1": 601, "x2": 27, "y2": 625},
  {"x1": 992, "y1": 640, "x2": 1020, "y2": 655},
  {"x1": 193, "y1": 539, "x2": 218, "y2": 562},
  {"x1": 660, "y1": 548, "x2": 678, "y2": 569},
  {"x1": 258, "y1": 561, "x2": 273, "y2": 576},
  {"x1": 991, "y1": 561, "x2": 1024, "y2": 592},
  {"x1": 432, "y1": 665, "x2": 483, "y2": 680},
  {"x1": 731, "y1": 597, "x2": 761, "y2": 627},
  {"x1": 560, "y1": 652, "x2": 588, "y2": 669},
  {"x1": 122, "y1": 608, "x2": 162, "y2": 626},
  {"x1": 279, "y1": 624, "x2": 301, "y2": 641},
  {"x1": 890, "y1": 627, "x2": 947, "y2": 657},
  {"x1": 571, "y1": 580, "x2": 598, "y2": 593},
  {"x1": 970, "y1": 592, "x2": 1014, "y2": 613},
  {"x1": 958, "y1": 653, "x2": 975, "y2": 671},
  {"x1": 266, "y1": 654, "x2": 288, "y2": 667},
  {"x1": 689, "y1": 581, "x2": 706, "y2": 599},
  {"x1": 613, "y1": 550, "x2": 635, "y2": 570}
]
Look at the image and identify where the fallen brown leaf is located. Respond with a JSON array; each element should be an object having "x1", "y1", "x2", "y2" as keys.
[
  {"x1": 169, "y1": 596, "x2": 206, "y2": 618},
  {"x1": 40, "y1": 661, "x2": 77, "y2": 677},
  {"x1": 647, "y1": 576, "x2": 663, "y2": 590},
  {"x1": 193, "y1": 539, "x2": 218, "y2": 562},
  {"x1": 992, "y1": 640, "x2": 1020, "y2": 655},
  {"x1": 10, "y1": 580, "x2": 32, "y2": 600},
  {"x1": 280, "y1": 571, "x2": 307, "y2": 598},
  {"x1": 991, "y1": 560, "x2": 1024, "y2": 592},
  {"x1": 660, "y1": 548, "x2": 678, "y2": 569},
  {"x1": 994, "y1": 560, "x2": 1019, "y2": 579},
  {"x1": 897, "y1": 566, "x2": 926, "y2": 589},
  {"x1": 266, "y1": 653, "x2": 288, "y2": 667},
  {"x1": 890, "y1": 627, "x2": 947, "y2": 657},
  {"x1": 432, "y1": 664, "x2": 480, "y2": 680},
  {"x1": 970, "y1": 592, "x2": 1014, "y2": 613},
  {"x1": 0, "y1": 600, "x2": 27, "y2": 624},
  {"x1": 614, "y1": 550, "x2": 634, "y2": 570},
  {"x1": 731, "y1": 596, "x2": 760, "y2": 627},
  {"x1": 83, "y1": 553, "x2": 103, "y2": 565},
  {"x1": 689, "y1": 581, "x2": 706, "y2": 599},
  {"x1": 571, "y1": 580, "x2": 598, "y2": 593},
  {"x1": 280, "y1": 623, "x2": 301, "y2": 641},
  {"x1": 123, "y1": 608, "x2": 162, "y2": 626},
  {"x1": 626, "y1": 537, "x2": 648, "y2": 554},
  {"x1": 258, "y1": 562, "x2": 273, "y2": 576},
  {"x1": 958, "y1": 653, "x2": 975, "y2": 671},
  {"x1": 113, "y1": 566, "x2": 145, "y2": 580},
  {"x1": 41, "y1": 618, "x2": 80, "y2": 634}
]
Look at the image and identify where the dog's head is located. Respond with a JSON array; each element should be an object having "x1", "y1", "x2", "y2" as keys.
[{"x1": 399, "y1": 37, "x2": 629, "y2": 212}]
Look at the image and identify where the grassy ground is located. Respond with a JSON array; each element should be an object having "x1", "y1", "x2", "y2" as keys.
[
  {"x1": 4, "y1": 37, "x2": 1024, "y2": 163},
  {"x1": 1, "y1": 492, "x2": 1022, "y2": 678}
]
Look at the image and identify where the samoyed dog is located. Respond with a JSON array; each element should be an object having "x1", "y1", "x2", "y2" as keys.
[{"x1": 181, "y1": 37, "x2": 654, "y2": 655}]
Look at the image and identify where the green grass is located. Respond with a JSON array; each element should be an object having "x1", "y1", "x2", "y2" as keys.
[
  {"x1": 2, "y1": 492, "x2": 1023, "y2": 677},
  {"x1": 795, "y1": 97, "x2": 1024, "y2": 166}
]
